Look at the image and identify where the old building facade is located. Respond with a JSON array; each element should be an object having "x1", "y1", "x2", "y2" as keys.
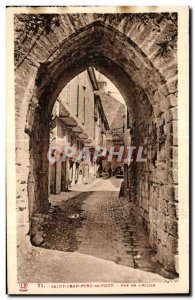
[
  {"x1": 95, "y1": 77, "x2": 131, "y2": 173},
  {"x1": 48, "y1": 67, "x2": 109, "y2": 195}
]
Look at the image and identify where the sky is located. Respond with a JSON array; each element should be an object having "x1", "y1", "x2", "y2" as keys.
[{"x1": 94, "y1": 69, "x2": 125, "y2": 105}]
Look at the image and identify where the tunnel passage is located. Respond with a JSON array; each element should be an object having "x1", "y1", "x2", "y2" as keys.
[{"x1": 15, "y1": 14, "x2": 178, "y2": 273}]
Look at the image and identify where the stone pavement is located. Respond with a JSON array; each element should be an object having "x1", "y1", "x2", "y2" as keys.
[
  {"x1": 70, "y1": 177, "x2": 122, "y2": 192},
  {"x1": 18, "y1": 247, "x2": 171, "y2": 283},
  {"x1": 75, "y1": 191, "x2": 156, "y2": 271},
  {"x1": 48, "y1": 177, "x2": 111, "y2": 206},
  {"x1": 41, "y1": 177, "x2": 169, "y2": 279}
]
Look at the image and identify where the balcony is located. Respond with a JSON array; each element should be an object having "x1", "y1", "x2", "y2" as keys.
[{"x1": 72, "y1": 126, "x2": 83, "y2": 134}]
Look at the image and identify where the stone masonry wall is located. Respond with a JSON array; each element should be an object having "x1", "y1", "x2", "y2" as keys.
[{"x1": 127, "y1": 91, "x2": 178, "y2": 273}]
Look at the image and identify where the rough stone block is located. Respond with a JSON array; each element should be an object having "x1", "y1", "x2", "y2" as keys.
[
  {"x1": 170, "y1": 120, "x2": 178, "y2": 135},
  {"x1": 169, "y1": 106, "x2": 178, "y2": 120},
  {"x1": 31, "y1": 232, "x2": 44, "y2": 246},
  {"x1": 166, "y1": 76, "x2": 178, "y2": 94},
  {"x1": 170, "y1": 146, "x2": 178, "y2": 160},
  {"x1": 29, "y1": 226, "x2": 38, "y2": 236},
  {"x1": 166, "y1": 234, "x2": 178, "y2": 254},
  {"x1": 160, "y1": 63, "x2": 177, "y2": 80},
  {"x1": 164, "y1": 122, "x2": 171, "y2": 135},
  {"x1": 167, "y1": 202, "x2": 178, "y2": 219},
  {"x1": 31, "y1": 216, "x2": 39, "y2": 226},
  {"x1": 169, "y1": 169, "x2": 178, "y2": 184},
  {"x1": 153, "y1": 103, "x2": 161, "y2": 117},
  {"x1": 149, "y1": 206, "x2": 158, "y2": 224},
  {"x1": 158, "y1": 212, "x2": 166, "y2": 231},
  {"x1": 170, "y1": 133, "x2": 178, "y2": 146},
  {"x1": 30, "y1": 44, "x2": 49, "y2": 63},
  {"x1": 149, "y1": 224, "x2": 158, "y2": 251},
  {"x1": 159, "y1": 97, "x2": 171, "y2": 113},
  {"x1": 167, "y1": 93, "x2": 177, "y2": 107},
  {"x1": 162, "y1": 249, "x2": 177, "y2": 273},
  {"x1": 157, "y1": 169, "x2": 169, "y2": 184},
  {"x1": 157, "y1": 228, "x2": 168, "y2": 246},
  {"x1": 165, "y1": 217, "x2": 178, "y2": 237},
  {"x1": 173, "y1": 186, "x2": 178, "y2": 201},
  {"x1": 159, "y1": 199, "x2": 168, "y2": 216}
]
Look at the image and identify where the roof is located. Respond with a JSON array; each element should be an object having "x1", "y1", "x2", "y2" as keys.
[
  {"x1": 97, "y1": 72, "x2": 107, "y2": 83},
  {"x1": 99, "y1": 92, "x2": 126, "y2": 130},
  {"x1": 87, "y1": 67, "x2": 99, "y2": 90},
  {"x1": 95, "y1": 94, "x2": 109, "y2": 131}
]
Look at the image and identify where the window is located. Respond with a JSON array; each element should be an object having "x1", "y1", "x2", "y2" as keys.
[
  {"x1": 70, "y1": 135, "x2": 74, "y2": 146},
  {"x1": 127, "y1": 108, "x2": 131, "y2": 129},
  {"x1": 66, "y1": 83, "x2": 71, "y2": 106},
  {"x1": 82, "y1": 87, "x2": 86, "y2": 125},
  {"x1": 76, "y1": 84, "x2": 79, "y2": 117},
  {"x1": 83, "y1": 96, "x2": 85, "y2": 124},
  {"x1": 76, "y1": 140, "x2": 80, "y2": 150}
]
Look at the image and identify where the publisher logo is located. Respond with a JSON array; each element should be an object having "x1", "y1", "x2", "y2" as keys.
[{"x1": 19, "y1": 283, "x2": 28, "y2": 292}]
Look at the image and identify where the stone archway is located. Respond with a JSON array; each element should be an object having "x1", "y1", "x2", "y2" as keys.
[{"x1": 15, "y1": 13, "x2": 178, "y2": 273}]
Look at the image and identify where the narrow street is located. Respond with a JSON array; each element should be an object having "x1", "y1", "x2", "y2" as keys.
[
  {"x1": 42, "y1": 178, "x2": 162, "y2": 275},
  {"x1": 18, "y1": 177, "x2": 174, "y2": 283}
]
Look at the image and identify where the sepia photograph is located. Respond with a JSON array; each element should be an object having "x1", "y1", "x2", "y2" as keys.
[{"x1": 6, "y1": 6, "x2": 189, "y2": 295}]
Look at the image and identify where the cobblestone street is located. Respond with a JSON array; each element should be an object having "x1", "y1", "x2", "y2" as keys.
[
  {"x1": 18, "y1": 177, "x2": 175, "y2": 283},
  {"x1": 41, "y1": 178, "x2": 164, "y2": 277}
]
